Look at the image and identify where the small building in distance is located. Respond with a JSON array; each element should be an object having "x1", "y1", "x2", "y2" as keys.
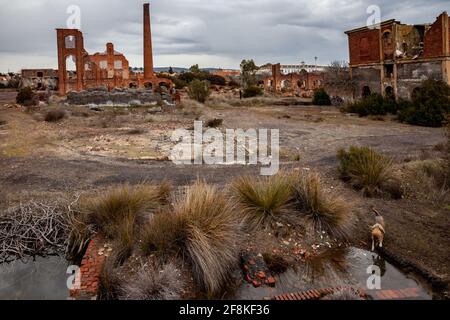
[
  {"x1": 345, "y1": 12, "x2": 450, "y2": 100},
  {"x1": 263, "y1": 63, "x2": 325, "y2": 97},
  {"x1": 20, "y1": 69, "x2": 58, "y2": 91}
]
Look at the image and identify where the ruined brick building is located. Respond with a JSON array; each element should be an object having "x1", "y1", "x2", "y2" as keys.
[
  {"x1": 264, "y1": 63, "x2": 325, "y2": 97},
  {"x1": 20, "y1": 69, "x2": 58, "y2": 90},
  {"x1": 56, "y1": 3, "x2": 172, "y2": 96},
  {"x1": 346, "y1": 12, "x2": 450, "y2": 100}
]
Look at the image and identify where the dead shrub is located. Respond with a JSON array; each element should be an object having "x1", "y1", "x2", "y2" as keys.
[
  {"x1": 119, "y1": 261, "x2": 183, "y2": 300},
  {"x1": 206, "y1": 118, "x2": 223, "y2": 128},
  {"x1": 291, "y1": 172, "x2": 352, "y2": 239},
  {"x1": 141, "y1": 181, "x2": 242, "y2": 295},
  {"x1": 337, "y1": 146, "x2": 398, "y2": 197},
  {"x1": 44, "y1": 109, "x2": 67, "y2": 122},
  {"x1": 231, "y1": 173, "x2": 294, "y2": 229}
]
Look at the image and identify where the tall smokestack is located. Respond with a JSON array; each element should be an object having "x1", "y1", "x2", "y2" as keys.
[{"x1": 143, "y1": 3, "x2": 154, "y2": 78}]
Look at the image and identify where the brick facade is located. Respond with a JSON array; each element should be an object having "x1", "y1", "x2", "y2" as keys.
[
  {"x1": 347, "y1": 29, "x2": 381, "y2": 65},
  {"x1": 263, "y1": 63, "x2": 325, "y2": 97},
  {"x1": 57, "y1": 3, "x2": 172, "y2": 96},
  {"x1": 346, "y1": 12, "x2": 450, "y2": 100}
]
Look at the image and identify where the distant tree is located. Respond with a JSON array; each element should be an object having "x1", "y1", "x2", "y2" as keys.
[
  {"x1": 240, "y1": 59, "x2": 259, "y2": 88},
  {"x1": 324, "y1": 60, "x2": 356, "y2": 94},
  {"x1": 189, "y1": 64, "x2": 201, "y2": 74}
]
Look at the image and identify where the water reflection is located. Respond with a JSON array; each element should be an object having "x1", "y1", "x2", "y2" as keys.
[
  {"x1": 0, "y1": 256, "x2": 68, "y2": 300},
  {"x1": 231, "y1": 247, "x2": 431, "y2": 300}
]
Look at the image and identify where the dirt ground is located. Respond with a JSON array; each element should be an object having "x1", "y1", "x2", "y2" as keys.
[{"x1": 0, "y1": 90, "x2": 449, "y2": 296}]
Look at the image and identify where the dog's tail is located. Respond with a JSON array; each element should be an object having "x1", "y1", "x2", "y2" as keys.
[{"x1": 372, "y1": 208, "x2": 381, "y2": 216}]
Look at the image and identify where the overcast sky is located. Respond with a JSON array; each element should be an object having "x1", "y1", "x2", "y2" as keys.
[{"x1": 0, "y1": 0, "x2": 448, "y2": 72}]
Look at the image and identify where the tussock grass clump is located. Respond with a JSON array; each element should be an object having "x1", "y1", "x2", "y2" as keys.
[
  {"x1": 82, "y1": 183, "x2": 170, "y2": 264},
  {"x1": 338, "y1": 146, "x2": 396, "y2": 197},
  {"x1": 119, "y1": 262, "x2": 183, "y2": 300},
  {"x1": 141, "y1": 181, "x2": 242, "y2": 295},
  {"x1": 232, "y1": 173, "x2": 294, "y2": 229},
  {"x1": 98, "y1": 258, "x2": 122, "y2": 300},
  {"x1": 44, "y1": 109, "x2": 67, "y2": 122},
  {"x1": 403, "y1": 159, "x2": 449, "y2": 203},
  {"x1": 291, "y1": 172, "x2": 351, "y2": 239}
]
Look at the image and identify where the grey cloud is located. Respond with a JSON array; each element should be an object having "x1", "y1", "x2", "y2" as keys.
[{"x1": 0, "y1": 0, "x2": 449, "y2": 72}]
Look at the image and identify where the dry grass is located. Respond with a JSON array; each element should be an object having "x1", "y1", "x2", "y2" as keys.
[
  {"x1": 119, "y1": 261, "x2": 183, "y2": 300},
  {"x1": 98, "y1": 258, "x2": 122, "y2": 300},
  {"x1": 231, "y1": 173, "x2": 294, "y2": 229},
  {"x1": 291, "y1": 172, "x2": 352, "y2": 239},
  {"x1": 338, "y1": 146, "x2": 396, "y2": 197},
  {"x1": 81, "y1": 183, "x2": 170, "y2": 264},
  {"x1": 403, "y1": 159, "x2": 449, "y2": 204},
  {"x1": 44, "y1": 109, "x2": 67, "y2": 122},
  {"x1": 141, "y1": 181, "x2": 242, "y2": 295}
]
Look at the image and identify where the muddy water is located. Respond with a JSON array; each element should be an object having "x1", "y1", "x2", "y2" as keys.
[
  {"x1": 232, "y1": 247, "x2": 432, "y2": 300},
  {"x1": 0, "y1": 256, "x2": 69, "y2": 300}
]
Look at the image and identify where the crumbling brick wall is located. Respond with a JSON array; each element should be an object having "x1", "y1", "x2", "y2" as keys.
[
  {"x1": 397, "y1": 61, "x2": 443, "y2": 99},
  {"x1": 351, "y1": 66, "x2": 382, "y2": 98},
  {"x1": 347, "y1": 29, "x2": 380, "y2": 65},
  {"x1": 423, "y1": 14, "x2": 444, "y2": 58}
]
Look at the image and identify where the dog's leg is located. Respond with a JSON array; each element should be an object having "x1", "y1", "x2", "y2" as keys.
[
  {"x1": 371, "y1": 236, "x2": 375, "y2": 251},
  {"x1": 379, "y1": 239, "x2": 383, "y2": 248}
]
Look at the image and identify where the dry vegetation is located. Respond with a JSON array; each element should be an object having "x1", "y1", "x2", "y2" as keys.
[
  {"x1": 141, "y1": 181, "x2": 242, "y2": 295},
  {"x1": 1, "y1": 91, "x2": 449, "y2": 300},
  {"x1": 231, "y1": 173, "x2": 294, "y2": 229},
  {"x1": 337, "y1": 146, "x2": 400, "y2": 198},
  {"x1": 291, "y1": 172, "x2": 351, "y2": 239}
]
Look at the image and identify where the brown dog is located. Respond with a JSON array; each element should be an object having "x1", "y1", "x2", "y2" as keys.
[{"x1": 370, "y1": 209, "x2": 385, "y2": 251}]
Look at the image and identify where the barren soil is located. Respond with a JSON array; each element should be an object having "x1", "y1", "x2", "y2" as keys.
[{"x1": 0, "y1": 90, "x2": 448, "y2": 296}]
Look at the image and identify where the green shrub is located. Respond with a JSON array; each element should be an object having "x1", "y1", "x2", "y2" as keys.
[
  {"x1": 312, "y1": 88, "x2": 331, "y2": 106},
  {"x1": 345, "y1": 93, "x2": 397, "y2": 116},
  {"x1": 243, "y1": 86, "x2": 263, "y2": 98},
  {"x1": 187, "y1": 79, "x2": 211, "y2": 103},
  {"x1": 398, "y1": 80, "x2": 450, "y2": 127},
  {"x1": 337, "y1": 146, "x2": 397, "y2": 197},
  {"x1": 16, "y1": 87, "x2": 35, "y2": 105}
]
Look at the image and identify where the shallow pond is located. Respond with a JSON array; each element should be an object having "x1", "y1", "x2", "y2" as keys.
[
  {"x1": 232, "y1": 247, "x2": 432, "y2": 300},
  {"x1": 0, "y1": 256, "x2": 69, "y2": 300},
  {"x1": 0, "y1": 247, "x2": 433, "y2": 300}
]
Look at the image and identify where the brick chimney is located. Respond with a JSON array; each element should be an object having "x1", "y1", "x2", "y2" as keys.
[{"x1": 143, "y1": 3, "x2": 154, "y2": 78}]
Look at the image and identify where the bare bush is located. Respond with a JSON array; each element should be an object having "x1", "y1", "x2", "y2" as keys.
[
  {"x1": 0, "y1": 200, "x2": 81, "y2": 263},
  {"x1": 119, "y1": 262, "x2": 183, "y2": 300}
]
